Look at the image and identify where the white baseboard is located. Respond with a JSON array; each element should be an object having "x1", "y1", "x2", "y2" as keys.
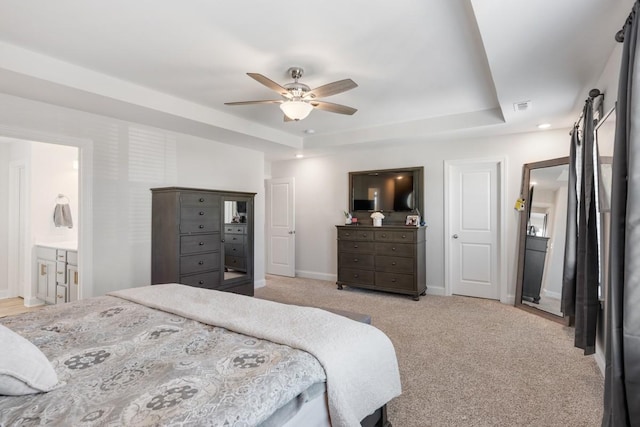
[
  {"x1": 295, "y1": 270, "x2": 337, "y2": 282},
  {"x1": 426, "y1": 286, "x2": 445, "y2": 296},
  {"x1": 595, "y1": 349, "x2": 605, "y2": 376},
  {"x1": 254, "y1": 278, "x2": 266, "y2": 289},
  {"x1": 24, "y1": 297, "x2": 45, "y2": 307}
]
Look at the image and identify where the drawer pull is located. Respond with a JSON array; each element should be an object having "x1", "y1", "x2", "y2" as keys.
[
  {"x1": 198, "y1": 280, "x2": 204, "y2": 285},
  {"x1": 237, "y1": 228, "x2": 242, "y2": 232},
  {"x1": 391, "y1": 279, "x2": 397, "y2": 283},
  {"x1": 402, "y1": 234, "x2": 406, "y2": 239},
  {"x1": 354, "y1": 244, "x2": 359, "y2": 248},
  {"x1": 74, "y1": 272, "x2": 78, "y2": 285},
  {"x1": 382, "y1": 234, "x2": 386, "y2": 238},
  {"x1": 345, "y1": 232, "x2": 351, "y2": 237},
  {"x1": 57, "y1": 294, "x2": 64, "y2": 299},
  {"x1": 392, "y1": 247, "x2": 396, "y2": 251},
  {"x1": 199, "y1": 198, "x2": 204, "y2": 202},
  {"x1": 392, "y1": 262, "x2": 397, "y2": 266},
  {"x1": 199, "y1": 225, "x2": 205, "y2": 229},
  {"x1": 354, "y1": 258, "x2": 358, "y2": 263},
  {"x1": 362, "y1": 233, "x2": 367, "y2": 237},
  {"x1": 199, "y1": 211, "x2": 205, "y2": 216},
  {"x1": 57, "y1": 271, "x2": 64, "y2": 275},
  {"x1": 199, "y1": 242, "x2": 205, "y2": 246},
  {"x1": 198, "y1": 261, "x2": 204, "y2": 265},
  {"x1": 354, "y1": 274, "x2": 359, "y2": 278}
]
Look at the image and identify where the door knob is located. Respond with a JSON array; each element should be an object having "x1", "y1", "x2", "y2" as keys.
[
  {"x1": 452, "y1": 234, "x2": 459, "y2": 239},
  {"x1": 288, "y1": 231, "x2": 295, "y2": 234}
]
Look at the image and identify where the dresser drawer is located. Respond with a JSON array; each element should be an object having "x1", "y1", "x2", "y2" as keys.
[
  {"x1": 224, "y1": 224, "x2": 247, "y2": 234},
  {"x1": 376, "y1": 255, "x2": 414, "y2": 274},
  {"x1": 339, "y1": 253, "x2": 374, "y2": 270},
  {"x1": 375, "y1": 272, "x2": 416, "y2": 291},
  {"x1": 180, "y1": 192, "x2": 220, "y2": 207},
  {"x1": 180, "y1": 252, "x2": 221, "y2": 275},
  {"x1": 338, "y1": 240, "x2": 375, "y2": 254},
  {"x1": 338, "y1": 228, "x2": 374, "y2": 240},
  {"x1": 374, "y1": 242, "x2": 415, "y2": 257},
  {"x1": 225, "y1": 243, "x2": 245, "y2": 257},
  {"x1": 225, "y1": 255, "x2": 246, "y2": 270},
  {"x1": 181, "y1": 234, "x2": 220, "y2": 254},
  {"x1": 180, "y1": 207, "x2": 220, "y2": 233},
  {"x1": 180, "y1": 271, "x2": 221, "y2": 289},
  {"x1": 375, "y1": 230, "x2": 415, "y2": 243},
  {"x1": 225, "y1": 234, "x2": 246, "y2": 245},
  {"x1": 338, "y1": 268, "x2": 375, "y2": 285}
]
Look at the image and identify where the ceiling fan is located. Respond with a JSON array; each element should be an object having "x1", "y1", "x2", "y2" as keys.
[{"x1": 224, "y1": 67, "x2": 358, "y2": 121}]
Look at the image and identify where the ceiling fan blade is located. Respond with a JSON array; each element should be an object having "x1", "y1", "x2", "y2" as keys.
[
  {"x1": 247, "y1": 73, "x2": 291, "y2": 97},
  {"x1": 305, "y1": 79, "x2": 357, "y2": 99},
  {"x1": 310, "y1": 101, "x2": 357, "y2": 115},
  {"x1": 224, "y1": 100, "x2": 282, "y2": 106}
]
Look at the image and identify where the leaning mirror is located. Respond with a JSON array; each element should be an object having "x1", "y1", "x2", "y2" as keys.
[
  {"x1": 515, "y1": 157, "x2": 570, "y2": 323},
  {"x1": 222, "y1": 197, "x2": 254, "y2": 287}
]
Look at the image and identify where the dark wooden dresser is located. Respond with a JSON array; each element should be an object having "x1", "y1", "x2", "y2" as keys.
[
  {"x1": 336, "y1": 225, "x2": 427, "y2": 300},
  {"x1": 151, "y1": 187, "x2": 255, "y2": 296}
]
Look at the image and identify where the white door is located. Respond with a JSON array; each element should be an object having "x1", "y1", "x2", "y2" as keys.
[
  {"x1": 266, "y1": 178, "x2": 295, "y2": 277},
  {"x1": 447, "y1": 160, "x2": 501, "y2": 299}
]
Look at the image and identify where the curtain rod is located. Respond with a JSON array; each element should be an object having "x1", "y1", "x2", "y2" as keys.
[{"x1": 570, "y1": 89, "x2": 604, "y2": 134}]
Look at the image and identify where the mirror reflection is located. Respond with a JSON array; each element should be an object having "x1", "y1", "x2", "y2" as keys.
[
  {"x1": 224, "y1": 200, "x2": 248, "y2": 281},
  {"x1": 521, "y1": 163, "x2": 569, "y2": 317}
]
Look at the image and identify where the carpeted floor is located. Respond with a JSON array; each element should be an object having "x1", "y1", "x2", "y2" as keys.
[{"x1": 255, "y1": 275, "x2": 603, "y2": 427}]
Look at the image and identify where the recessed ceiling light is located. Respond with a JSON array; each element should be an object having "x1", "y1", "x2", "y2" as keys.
[
  {"x1": 295, "y1": 154, "x2": 304, "y2": 159},
  {"x1": 537, "y1": 123, "x2": 551, "y2": 129},
  {"x1": 304, "y1": 129, "x2": 315, "y2": 134}
]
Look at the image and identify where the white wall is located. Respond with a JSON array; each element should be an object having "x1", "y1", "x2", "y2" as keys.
[
  {"x1": 0, "y1": 93, "x2": 266, "y2": 298},
  {"x1": 0, "y1": 143, "x2": 8, "y2": 296},
  {"x1": 29, "y1": 142, "x2": 78, "y2": 245},
  {"x1": 270, "y1": 129, "x2": 571, "y2": 298}
]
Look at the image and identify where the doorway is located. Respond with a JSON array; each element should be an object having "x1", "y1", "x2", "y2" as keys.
[
  {"x1": 445, "y1": 158, "x2": 506, "y2": 301},
  {"x1": 5, "y1": 139, "x2": 80, "y2": 305}
]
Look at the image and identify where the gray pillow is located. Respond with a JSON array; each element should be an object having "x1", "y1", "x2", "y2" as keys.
[{"x1": 0, "y1": 324, "x2": 58, "y2": 395}]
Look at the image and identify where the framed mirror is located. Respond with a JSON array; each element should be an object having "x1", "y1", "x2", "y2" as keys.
[
  {"x1": 222, "y1": 196, "x2": 254, "y2": 289},
  {"x1": 515, "y1": 157, "x2": 571, "y2": 323}
]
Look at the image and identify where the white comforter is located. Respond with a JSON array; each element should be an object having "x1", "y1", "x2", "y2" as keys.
[{"x1": 109, "y1": 283, "x2": 402, "y2": 427}]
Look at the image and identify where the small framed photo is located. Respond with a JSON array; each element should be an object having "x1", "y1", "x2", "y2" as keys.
[{"x1": 405, "y1": 215, "x2": 420, "y2": 226}]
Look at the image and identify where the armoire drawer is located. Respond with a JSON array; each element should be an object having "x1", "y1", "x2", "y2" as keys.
[
  {"x1": 180, "y1": 252, "x2": 221, "y2": 275},
  {"x1": 375, "y1": 272, "x2": 415, "y2": 291},
  {"x1": 376, "y1": 255, "x2": 414, "y2": 274},
  {"x1": 180, "y1": 271, "x2": 221, "y2": 289},
  {"x1": 374, "y1": 230, "x2": 415, "y2": 243},
  {"x1": 180, "y1": 192, "x2": 220, "y2": 207},
  {"x1": 339, "y1": 253, "x2": 375, "y2": 270},
  {"x1": 181, "y1": 234, "x2": 220, "y2": 254},
  {"x1": 338, "y1": 268, "x2": 375, "y2": 285},
  {"x1": 180, "y1": 207, "x2": 220, "y2": 233},
  {"x1": 338, "y1": 240, "x2": 375, "y2": 254}
]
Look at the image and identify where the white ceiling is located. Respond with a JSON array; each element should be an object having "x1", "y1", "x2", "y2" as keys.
[{"x1": 0, "y1": 0, "x2": 632, "y2": 159}]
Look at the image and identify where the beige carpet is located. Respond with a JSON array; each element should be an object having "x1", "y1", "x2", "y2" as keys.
[{"x1": 255, "y1": 275, "x2": 603, "y2": 427}]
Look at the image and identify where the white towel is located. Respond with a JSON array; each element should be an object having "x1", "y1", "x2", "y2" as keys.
[{"x1": 53, "y1": 203, "x2": 73, "y2": 228}]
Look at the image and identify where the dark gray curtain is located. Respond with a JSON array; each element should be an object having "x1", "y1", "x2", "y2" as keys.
[
  {"x1": 562, "y1": 125, "x2": 579, "y2": 317},
  {"x1": 602, "y1": 2, "x2": 640, "y2": 425},
  {"x1": 574, "y1": 100, "x2": 600, "y2": 355}
]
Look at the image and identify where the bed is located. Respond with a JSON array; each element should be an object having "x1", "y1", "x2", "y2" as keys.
[{"x1": 0, "y1": 283, "x2": 401, "y2": 426}]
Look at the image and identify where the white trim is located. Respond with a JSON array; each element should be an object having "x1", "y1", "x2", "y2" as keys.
[
  {"x1": 425, "y1": 286, "x2": 445, "y2": 296},
  {"x1": 253, "y1": 278, "x2": 266, "y2": 289},
  {"x1": 23, "y1": 296, "x2": 44, "y2": 307},
  {"x1": 296, "y1": 270, "x2": 337, "y2": 282},
  {"x1": 543, "y1": 289, "x2": 562, "y2": 299},
  {"x1": 594, "y1": 351, "x2": 605, "y2": 376},
  {"x1": 7, "y1": 160, "x2": 26, "y2": 299},
  {"x1": 444, "y1": 157, "x2": 507, "y2": 303}
]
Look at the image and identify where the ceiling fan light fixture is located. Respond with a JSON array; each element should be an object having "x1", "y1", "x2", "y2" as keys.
[{"x1": 280, "y1": 100, "x2": 313, "y2": 121}]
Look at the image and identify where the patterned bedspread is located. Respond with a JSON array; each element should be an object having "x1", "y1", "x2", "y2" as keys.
[{"x1": 0, "y1": 296, "x2": 326, "y2": 426}]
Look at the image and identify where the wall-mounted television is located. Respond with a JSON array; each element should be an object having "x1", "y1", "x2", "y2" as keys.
[{"x1": 349, "y1": 167, "x2": 424, "y2": 219}]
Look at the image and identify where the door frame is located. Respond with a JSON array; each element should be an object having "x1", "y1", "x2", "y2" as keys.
[
  {"x1": 7, "y1": 160, "x2": 27, "y2": 299},
  {"x1": 444, "y1": 157, "x2": 508, "y2": 303},
  {"x1": 0, "y1": 126, "x2": 93, "y2": 302}
]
